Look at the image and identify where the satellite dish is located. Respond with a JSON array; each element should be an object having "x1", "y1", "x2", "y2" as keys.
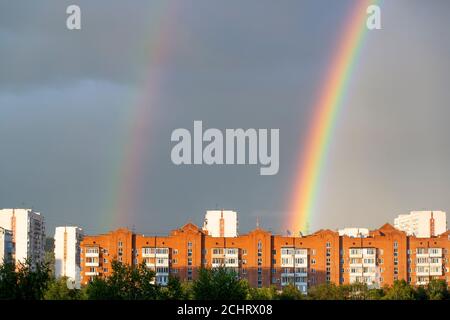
[{"x1": 66, "y1": 278, "x2": 75, "y2": 290}]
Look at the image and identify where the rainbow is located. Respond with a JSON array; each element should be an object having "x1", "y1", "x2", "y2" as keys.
[
  {"x1": 288, "y1": 0, "x2": 378, "y2": 234},
  {"x1": 101, "y1": 2, "x2": 179, "y2": 231}
]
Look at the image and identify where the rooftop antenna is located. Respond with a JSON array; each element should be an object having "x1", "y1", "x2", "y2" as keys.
[{"x1": 256, "y1": 216, "x2": 260, "y2": 229}]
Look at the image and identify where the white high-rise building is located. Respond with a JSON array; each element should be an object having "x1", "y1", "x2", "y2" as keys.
[
  {"x1": 0, "y1": 227, "x2": 14, "y2": 264},
  {"x1": 203, "y1": 210, "x2": 238, "y2": 237},
  {"x1": 394, "y1": 210, "x2": 447, "y2": 238},
  {"x1": 54, "y1": 226, "x2": 83, "y2": 289},
  {"x1": 338, "y1": 228, "x2": 369, "y2": 238},
  {"x1": 0, "y1": 208, "x2": 45, "y2": 267}
]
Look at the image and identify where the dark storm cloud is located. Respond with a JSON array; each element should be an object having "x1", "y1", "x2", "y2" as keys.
[{"x1": 1, "y1": 0, "x2": 449, "y2": 235}]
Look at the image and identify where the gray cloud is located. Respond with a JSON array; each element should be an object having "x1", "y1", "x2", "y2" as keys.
[{"x1": 1, "y1": 1, "x2": 449, "y2": 235}]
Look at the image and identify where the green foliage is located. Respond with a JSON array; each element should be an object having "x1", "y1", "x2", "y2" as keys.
[
  {"x1": 85, "y1": 261, "x2": 160, "y2": 300},
  {"x1": 159, "y1": 276, "x2": 186, "y2": 300},
  {"x1": 339, "y1": 282, "x2": 370, "y2": 300},
  {"x1": 307, "y1": 283, "x2": 344, "y2": 300},
  {"x1": 426, "y1": 279, "x2": 449, "y2": 300},
  {"x1": 278, "y1": 284, "x2": 304, "y2": 300},
  {"x1": 247, "y1": 286, "x2": 279, "y2": 300},
  {"x1": 44, "y1": 277, "x2": 85, "y2": 300},
  {"x1": 2, "y1": 259, "x2": 449, "y2": 301},
  {"x1": 382, "y1": 280, "x2": 416, "y2": 300},
  {"x1": 192, "y1": 267, "x2": 249, "y2": 300},
  {"x1": 0, "y1": 260, "x2": 51, "y2": 300}
]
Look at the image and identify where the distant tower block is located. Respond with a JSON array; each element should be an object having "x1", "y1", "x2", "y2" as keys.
[
  {"x1": 394, "y1": 210, "x2": 446, "y2": 238},
  {"x1": 203, "y1": 210, "x2": 238, "y2": 237}
]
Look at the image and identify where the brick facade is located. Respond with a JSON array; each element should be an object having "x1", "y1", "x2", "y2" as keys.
[{"x1": 80, "y1": 223, "x2": 450, "y2": 291}]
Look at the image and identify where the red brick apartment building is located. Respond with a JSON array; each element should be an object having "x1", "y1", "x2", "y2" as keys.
[{"x1": 80, "y1": 223, "x2": 450, "y2": 293}]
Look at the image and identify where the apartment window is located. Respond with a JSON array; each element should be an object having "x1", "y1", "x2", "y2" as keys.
[
  {"x1": 393, "y1": 241, "x2": 398, "y2": 248},
  {"x1": 187, "y1": 249, "x2": 192, "y2": 257},
  {"x1": 258, "y1": 240, "x2": 262, "y2": 249},
  {"x1": 172, "y1": 258, "x2": 178, "y2": 264},
  {"x1": 272, "y1": 268, "x2": 276, "y2": 274},
  {"x1": 118, "y1": 241, "x2": 123, "y2": 247},
  {"x1": 272, "y1": 277, "x2": 277, "y2": 284},
  {"x1": 188, "y1": 241, "x2": 193, "y2": 248},
  {"x1": 243, "y1": 249, "x2": 248, "y2": 255},
  {"x1": 311, "y1": 249, "x2": 316, "y2": 255},
  {"x1": 103, "y1": 268, "x2": 108, "y2": 273},
  {"x1": 311, "y1": 258, "x2": 316, "y2": 264},
  {"x1": 173, "y1": 249, "x2": 178, "y2": 255},
  {"x1": 272, "y1": 250, "x2": 277, "y2": 255},
  {"x1": 203, "y1": 249, "x2": 207, "y2": 255},
  {"x1": 188, "y1": 258, "x2": 192, "y2": 266},
  {"x1": 103, "y1": 258, "x2": 108, "y2": 263},
  {"x1": 326, "y1": 242, "x2": 331, "y2": 248},
  {"x1": 242, "y1": 268, "x2": 247, "y2": 275},
  {"x1": 272, "y1": 259, "x2": 276, "y2": 264}
]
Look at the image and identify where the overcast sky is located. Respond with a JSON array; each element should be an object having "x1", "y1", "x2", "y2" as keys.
[{"x1": 1, "y1": 1, "x2": 449, "y2": 236}]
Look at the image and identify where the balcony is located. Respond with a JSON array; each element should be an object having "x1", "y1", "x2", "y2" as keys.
[
  {"x1": 281, "y1": 263, "x2": 294, "y2": 268},
  {"x1": 349, "y1": 252, "x2": 363, "y2": 258},
  {"x1": 85, "y1": 252, "x2": 99, "y2": 258},
  {"x1": 429, "y1": 250, "x2": 442, "y2": 258},
  {"x1": 85, "y1": 271, "x2": 99, "y2": 276},
  {"x1": 294, "y1": 271, "x2": 308, "y2": 277},
  {"x1": 85, "y1": 262, "x2": 99, "y2": 267}
]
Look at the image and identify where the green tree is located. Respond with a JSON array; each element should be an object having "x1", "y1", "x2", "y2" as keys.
[
  {"x1": 367, "y1": 288, "x2": 385, "y2": 300},
  {"x1": 415, "y1": 286, "x2": 428, "y2": 300},
  {"x1": 44, "y1": 277, "x2": 85, "y2": 300},
  {"x1": 426, "y1": 279, "x2": 449, "y2": 300},
  {"x1": 340, "y1": 282, "x2": 370, "y2": 300},
  {"x1": 247, "y1": 286, "x2": 279, "y2": 300},
  {"x1": 0, "y1": 260, "x2": 51, "y2": 300},
  {"x1": 307, "y1": 283, "x2": 343, "y2": 300},
  {"x1": 85, "y1": 277, "x2": 114, "y2": 300},
  {"x1": 160, "y1": 276, "x2": 186, "y2": 300},
  {"x1": 279, "y1": 284, "x2": 304, "y2": 300},
  {"x1": 192, "y1": 267, "x2": 249, "y2": 300},
  {"x1": 85, "y1": 261, "x2": 160, "y2": 300},
  {"x1": 382, "y1": 280, "x2": 416, "y2": 300}
]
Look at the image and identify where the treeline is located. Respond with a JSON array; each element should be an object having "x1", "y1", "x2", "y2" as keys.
[{"x1": 1, "y1": 260, "x2": 449, "y2": 300}]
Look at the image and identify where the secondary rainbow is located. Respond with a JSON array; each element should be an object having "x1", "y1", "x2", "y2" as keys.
[
  {"x1": 288, "y1": 0, "x2": 378, "y2": 234},
  {"x1": 100, "y1": 2, "x2": 179, "y2": 231}
]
